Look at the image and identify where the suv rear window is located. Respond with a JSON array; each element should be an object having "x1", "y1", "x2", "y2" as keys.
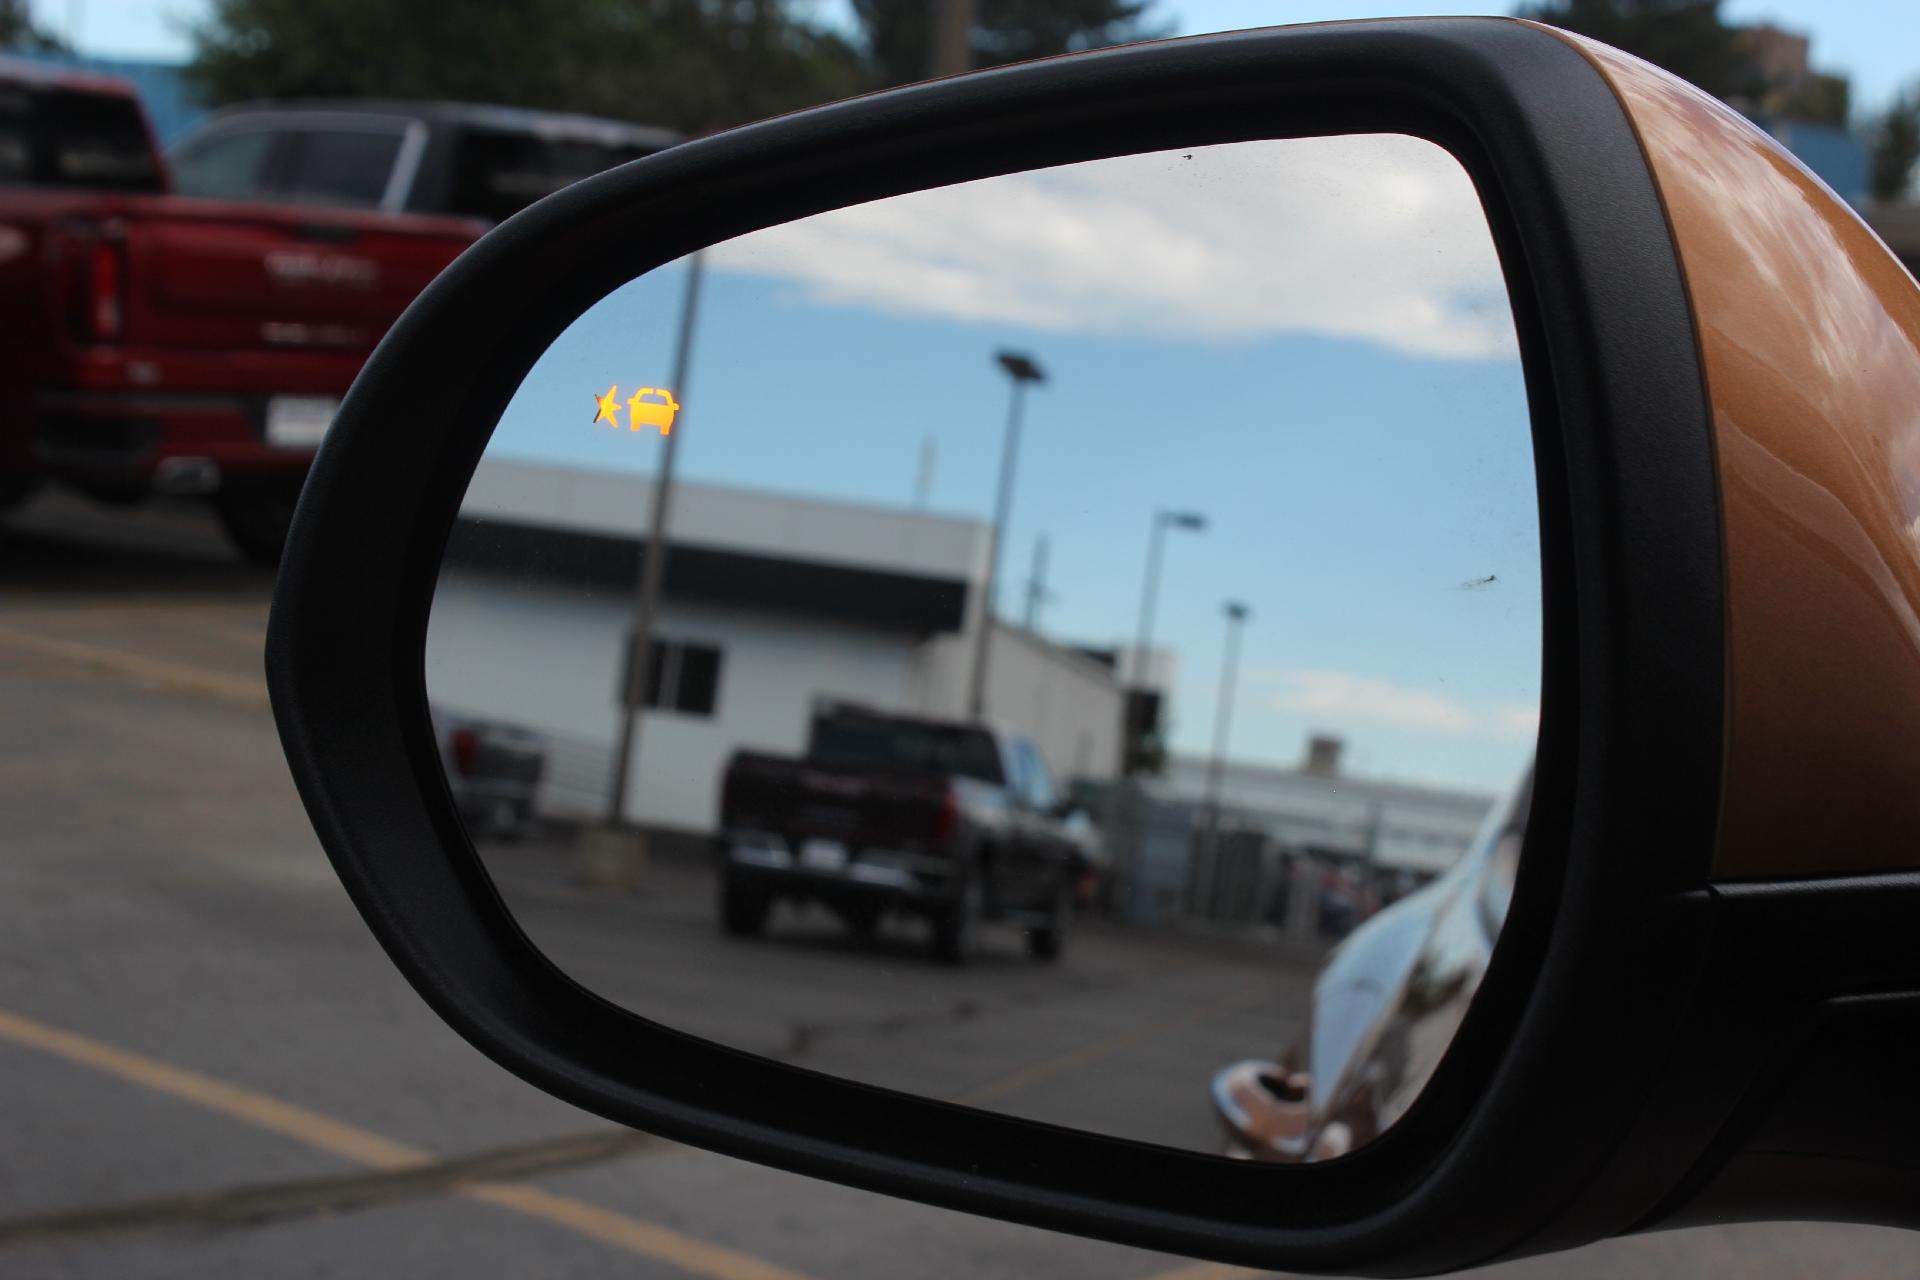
[
  {"x1": 281, "y1": 128, "x2": 403, "y2": 209},
  {"x1": 808, "y1": 714, "x2": 1005, "y2": 785},
  {"x1": 445, "y1": 127, "x2": 654, "y2": 223},
  {"x1": 0, "y1": 85, "x2": 160, "y2": 192}
]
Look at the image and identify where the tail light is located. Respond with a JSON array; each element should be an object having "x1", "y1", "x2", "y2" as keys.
[
  {"x1": 88, "y1": 237, "x2": 125, "y2": 341},
  {"x1": 61, "y1": 224, "x2": 128, "y2": 344},
  {"x1": 449, "y1": 727, "x2": 479, "y2": 776}
]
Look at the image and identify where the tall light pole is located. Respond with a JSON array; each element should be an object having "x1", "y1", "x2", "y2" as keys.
[
  {"x1": 1202, "y1": 600, "x2": 1252, "y2": 855},
  {"x1": 605, "y1": 251, "x2": 705, "y2": 828},
  {"x1": 1121, "y1": 509, "x2": 1207, "y2": 770},
  {"x1": 966, "y1": 349, "x2": 1045, "y2": 721}
]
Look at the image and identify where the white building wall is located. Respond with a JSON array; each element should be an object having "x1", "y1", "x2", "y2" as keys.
[
  {"x1": 913, "y1": 623, "x2": 1123, "y2": 787},
  {"x1": 428, "y1": 459, "x2": 1119, "y2": 830},
  {"x1": 426, "y1": 571, "x2": 918, "y2": 833}
]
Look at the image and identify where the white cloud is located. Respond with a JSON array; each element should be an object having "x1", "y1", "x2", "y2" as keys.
[
  {"x1": 709, "y1": 135, "x2": 1517, "y2": 360},
  {"x1": 1491, "y1": 702, "x2": 1542, "y2": 738},
  {"x1": 1255, "y1": 668, "x2": 1539, "y2": 740}
]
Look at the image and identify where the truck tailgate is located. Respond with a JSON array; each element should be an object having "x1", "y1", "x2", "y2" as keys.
[
  {"x1": 116, "y1": 198, "x2": 480, "y2": 352},
  {"x1": 725, "y1": 753, "x2": 952, "y2": 850}
]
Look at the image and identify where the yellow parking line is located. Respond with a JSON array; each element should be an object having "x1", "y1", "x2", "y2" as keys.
[
  {"x1": 1139, "y1": 1264, "x2": 1263, "y2": 1280},
  {"x1": 0, "y1": 1009, "x2": 420, "y2": 1170},
  {"x1": 0, "y1": 1008, "x2": 814, "y2": 1280},
  {"x1": 468, "y1": 1184, "x2": 812, "y2": 1280},
  {"x1": 0, "y1": 624, "x2": 267, "y2": 708}
]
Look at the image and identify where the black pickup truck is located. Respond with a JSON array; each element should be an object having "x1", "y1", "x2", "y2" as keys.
[{"x1": 716, "y1": 705, "x2": 1099, "y2": 963}]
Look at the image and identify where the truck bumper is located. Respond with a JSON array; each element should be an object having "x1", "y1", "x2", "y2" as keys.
[
  {"x1": 33, "y1": 390, "x2": 316, "y2": 499},
  {"x1": 719, "y1": 831, "x2": 957, "y2": 913}
]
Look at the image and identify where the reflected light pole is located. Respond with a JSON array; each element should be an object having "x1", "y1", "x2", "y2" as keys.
[
  {"x1": 606, "y1": 250, "x2": 705, "y2": 828},
  {"x1": 1202, "y1": 600, "x2": 1252, "y2": 855},
  {"x1": 1123, "y1": 509, "x2": 1207, "y2": 771},
  {"x1": 966, "y1": 349, "x2": 1045, "y2": 721}
]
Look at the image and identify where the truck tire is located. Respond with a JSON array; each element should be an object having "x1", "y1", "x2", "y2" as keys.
[
  {"x1": 841, "y1": 903, "x2": 882, "y2": 940},
  {"x1": 1027, "y1": 886, "x2": 1070, "y2": 961},
  {"x1": 720, "y1": 882, "x2": 771, "y2": 937},
  {"x1": 214, "y1": 479, "x2": 302, "y2": 568},
  {"x1": 931, "y1": 876, "x2": 982, "y2": 964}
]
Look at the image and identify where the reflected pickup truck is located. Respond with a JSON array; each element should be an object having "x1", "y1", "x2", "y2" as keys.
[
  {"x1": 0, "y1": 58, "x2": 483, "y2": 563},
  {"x1": 717, "y1": 705, "x2": 1094, "y2": 964}
]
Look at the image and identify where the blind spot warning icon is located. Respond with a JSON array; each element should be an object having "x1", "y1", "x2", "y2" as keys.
[
  {"x1": 628, "y1": 387, "x2": 679, "y2": 435},
  {"x1": 592, "y1": 385, "x2": 621, "y2": 427}
]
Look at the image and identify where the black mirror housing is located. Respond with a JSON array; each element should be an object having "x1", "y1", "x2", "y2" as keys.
[{"x1": 267, "y1": 17, "x2": 1737, "y2": 1274}]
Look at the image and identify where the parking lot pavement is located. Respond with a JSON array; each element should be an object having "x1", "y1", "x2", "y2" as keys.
[
  {"x1": 3, "y1": 496, "x2": 1917, "y2": 1279},
  {"x1": 483, "y1": 837, "x2": 1307, "y2": 1153}
]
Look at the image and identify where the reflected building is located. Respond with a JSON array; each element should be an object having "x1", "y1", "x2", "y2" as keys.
[
  {"x1": 427, "y1": 457, "x2": 1124, "y2": 837},
  {"x1": 1109, "y1": 736, "x2": 1496, "y2": 933}
]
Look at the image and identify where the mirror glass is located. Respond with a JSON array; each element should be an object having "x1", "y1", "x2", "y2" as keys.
[{"x1": 425, "y1": 134, "x2": 1540, "y2": 1160}]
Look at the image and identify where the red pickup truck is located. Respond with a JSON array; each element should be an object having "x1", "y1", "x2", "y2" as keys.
[{"x1": 0, "y1": 58, "x2": 482, "y2": 562}]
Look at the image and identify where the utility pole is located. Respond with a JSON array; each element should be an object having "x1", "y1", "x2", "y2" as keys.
[
  {"x1": 966, "y1": 350, "x2": 1044, "y2": 721},
  {"x1": 1105, "y1": 508, "x2": 1206, "y2": 920},
  {"x1": 929, "y1": 0, "x2": 975, "y2": 77},
  {"x1": 605, "y1": 252, "x2": 706, "y2": 828},
  {"x1": 1022, "y1": 533, "x2": 1051, "y2": 631}
]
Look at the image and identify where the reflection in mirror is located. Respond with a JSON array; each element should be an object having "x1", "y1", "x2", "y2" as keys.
[{"x1": 425, "y1": 135, "x2": 1540, "y2": 1159}]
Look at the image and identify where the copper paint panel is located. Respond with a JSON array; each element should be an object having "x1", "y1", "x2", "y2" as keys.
[{"x1": 1549, "y1": 28, "x2": 1920, "y2": 877}]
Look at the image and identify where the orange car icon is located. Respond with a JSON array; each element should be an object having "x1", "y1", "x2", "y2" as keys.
[{"x1": 628, "y1": 387, "x2": 679, "y2": 435}]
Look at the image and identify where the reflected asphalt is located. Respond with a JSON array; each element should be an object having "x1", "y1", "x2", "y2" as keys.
[
  {"x1": 485, "y1": 835, "x2": 1305, "y2": 1153},
  {"x1": 2, "y1": 491, "x2": 1914, "y2": 1280}
]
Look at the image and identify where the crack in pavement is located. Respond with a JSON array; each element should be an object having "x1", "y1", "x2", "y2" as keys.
[
  {"x1": 0, "y1": 1127, "x2": 675, "y2": 1248},
  {"x1": 774, "y1": 969, "x2": 1137, "y2": 1060}
]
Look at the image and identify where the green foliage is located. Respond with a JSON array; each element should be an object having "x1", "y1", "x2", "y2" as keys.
[
  {"x1": 1869, "y1": 89, "x2": 1920, "y2": 203},
  {"x1": 1, "y1": 0, "x2": 66, "y2": 50},
  {"x1": 185, "y1": 0, "x2": 1172, "y2": 133},
  {"x1": 1781, "y1": 72, "x2": 1849, "y2": 128},
  {"x1": 1514, "y1": 0, "x2": 1763, "y2": 103},
  {"x1": 184, "y1": 0, "x2": 869, "y2": 134},
  {"x1": 852, "y1": 0, "x2": 1167, "y2": 86}
]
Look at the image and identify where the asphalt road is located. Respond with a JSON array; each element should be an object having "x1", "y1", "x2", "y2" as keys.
[{"x1": 2, "y1": 491, "x2": 1916, "y2": 1279}]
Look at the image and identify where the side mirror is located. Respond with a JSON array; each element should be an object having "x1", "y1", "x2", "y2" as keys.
[{"x1": 268, "y1": 16, "x2": 1920, "y2": 1275}]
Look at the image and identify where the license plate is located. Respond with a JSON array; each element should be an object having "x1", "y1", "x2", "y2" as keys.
[
  {"x1": 265, "y1": 396, "x2": 338, "y2": 448},
  {"x1": 799, "y1": 839, "x2": 849, "y2": 872}
]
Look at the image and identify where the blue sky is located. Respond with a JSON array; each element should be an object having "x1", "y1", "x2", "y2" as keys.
[
  {"x1": 58, "y1": 0, "x2": 1920, "y2": 113},
  {"x1": 484, "y1": 138, "x2": 1543, "y2": 793}
]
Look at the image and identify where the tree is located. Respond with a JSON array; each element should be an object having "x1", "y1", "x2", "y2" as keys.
[
  {"x1": 1513, "y1": 0, "x2": 1762, "y2": 104},
  {"x1": 852, "y1": 0, "x2": 1167, "y2": 87},
  {"x1": 1869, "y1": 89, "x2": 1920, "y2": 203},
  {"x1": 184, "y1": 0, "x2": 868, "y2": 135},
  {"x1": 1, "y1": 0, "x2": 66, "y2": 50}
]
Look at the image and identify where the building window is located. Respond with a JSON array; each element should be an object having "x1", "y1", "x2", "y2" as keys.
[{"x1": 644, "y1": 640, "x2": 723, "y2": 716}]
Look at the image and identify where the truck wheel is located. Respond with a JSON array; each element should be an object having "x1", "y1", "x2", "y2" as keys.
[
  {"x1": 720, "y1": 883, "x2": 771, "y2": 937},
  {"x1": 1027, "y1": 886, "x2": 1071, "y2": 961},
  {"x1": 931, "y1": 877, "x2": 982, "y2": 964},
  {"x1": 842, "y1": 904, "x2": 882, "y2": 941},
  {"x1": 214, "y1": 479, "x2": 302, "y2": 568}
]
